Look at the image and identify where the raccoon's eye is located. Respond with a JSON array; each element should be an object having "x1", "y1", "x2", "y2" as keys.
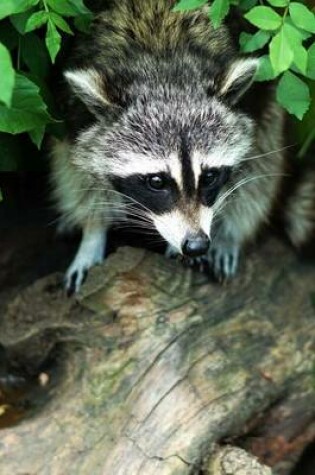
[
  {"x1": 146, "y1": 175, "x2": 166, "y2": 191},
  {"x1": 201, "y1": 169, "x2": 220, "y2": 188}
]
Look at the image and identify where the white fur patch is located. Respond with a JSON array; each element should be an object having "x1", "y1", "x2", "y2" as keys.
[
  {"x1": 193, "y1": 145, "x2": 249, "y2": 170},
  {"x1": 65, "y1": 225, "x2": 106, "y2": 293},
  {"x1": 112, "y1": 146, "x2": 245, "y2": 187},
  {"x1": 220, "y1": 58, "x2": 259, "y2": 98},
  {"x1": 111, "y1": 152, "x2": 168, "y2": 176},
  {"x1": 169, "y1": 152, "x2": 183, "y2": 189},
  {"x1": 200, "y1": 206, "x2": 213, "y2": 237},
  {"x1": 153, "y1": 211, "x2": 191, "y2": 251},
  {"x1": 153, "y1": 208, "x2": 213, "y2": 251},
  {"x1": 111, "y1": 151, "x2": 184, "y2": 189},
  {"x1": 191, "y1": 156, "x2": 201, "y2": 189},
  {"x1": 65, "y1": 69, "x2": 109, "y2": 108}
]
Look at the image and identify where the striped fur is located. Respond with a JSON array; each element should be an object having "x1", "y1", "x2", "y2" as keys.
[{"x1": 50, "y1": 0, "x2": 314, "y2": 292}]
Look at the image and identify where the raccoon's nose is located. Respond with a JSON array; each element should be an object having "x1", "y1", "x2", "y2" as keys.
[{"x1": 182, "y1": 233, "x2": 210, "y2": 257}]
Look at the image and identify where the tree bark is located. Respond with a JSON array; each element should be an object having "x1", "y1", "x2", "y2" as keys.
[
  {"x1": 0, "y1": 238, "x2": 314, "y2": 475},
  {"x1": 208, "y1": 446, "x2": 272, "y2": 475}
]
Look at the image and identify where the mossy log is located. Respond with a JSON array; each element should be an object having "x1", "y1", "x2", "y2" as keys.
[{"x1": 0, "y1": 238, "x2": 314, "y2": 475}]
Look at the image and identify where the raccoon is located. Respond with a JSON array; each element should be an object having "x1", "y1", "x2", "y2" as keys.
[{"x1": 51, "y1": 0, "x2": 314, "y2": 294}]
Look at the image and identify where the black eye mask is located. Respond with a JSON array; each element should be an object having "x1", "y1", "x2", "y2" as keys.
[
  {"x1": 109, "y1": 173, "x2": 180, "y2": 214},
  {"x1": 198, "y1": 166, "x2": 232, "y2": 207}
]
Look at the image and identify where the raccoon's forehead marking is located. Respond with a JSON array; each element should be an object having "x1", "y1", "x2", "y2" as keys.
[
  {"x1": 179, "y1": 146, "x2": 241, "y2": 196},
  {"x1": 110, "y1": 152, "x2": 168, "y2": 176},
  {"x1": 111, "y1": 151, "x2": 185, "y2": 190},
  {"x1": 168, "y1": 152, "x2": 183, "y2": 189},
  {"x1": 193, "y1": 146, "x2": 247, "y2": 170},
  {"x1": 180, "y1": 135, "x2": 195, "y2": 197},
  {"x1": 195, "y1": 151, "x2": 232, "y2": 168}
]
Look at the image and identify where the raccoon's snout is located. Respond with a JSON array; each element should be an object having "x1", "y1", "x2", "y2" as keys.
[{"x1": 182, "y1": 232, "x2": 210, "y2": 257}]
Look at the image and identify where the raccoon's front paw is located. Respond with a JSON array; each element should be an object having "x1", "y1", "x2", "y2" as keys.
[
  {"x1": 65, "y1": 253, "x2": 104, "y2": 296},
  {"x1": 65, "y1": 264, "x2": 89, "y2": 297},
  {"x1": 209, "y1": 241, "x2": 240, "y2": 282}
]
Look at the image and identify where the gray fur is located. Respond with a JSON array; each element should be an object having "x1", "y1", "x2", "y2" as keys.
[{"x1": 51, "y1": 0, "x2": 313, "y2": 292}]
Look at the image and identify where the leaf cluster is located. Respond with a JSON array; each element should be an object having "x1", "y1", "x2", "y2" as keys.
[
  {"x1": 174, "y1": 0, "x2": 315, "y2": 123},
  {"x1": 0, "y1": 0, "x2": 91, "y2": 152},
  {"x1": 0, "y1": 0, "x2": 314, "y2": 175}
]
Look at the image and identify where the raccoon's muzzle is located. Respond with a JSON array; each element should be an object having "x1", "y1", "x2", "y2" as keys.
[{"x1": 182, "y1": 231, "x2": 210, "y2": 257}]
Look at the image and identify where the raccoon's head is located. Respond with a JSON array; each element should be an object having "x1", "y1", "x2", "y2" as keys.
[{"x1": 65, "y1": 57, "x2": 258, "y2": 257}]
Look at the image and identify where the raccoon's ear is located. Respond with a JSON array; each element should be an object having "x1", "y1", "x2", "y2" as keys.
[
  {"x1": 218, "y1": 58, "x2": 259, "y2": 104},
  {"x1": 64, "y1": 68, "x2": 112, "y2": 116}
]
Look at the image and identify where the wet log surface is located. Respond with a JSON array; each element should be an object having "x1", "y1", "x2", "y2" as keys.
[{"x1": 0, "y1": 238, "x2": 314, "y2": 475}]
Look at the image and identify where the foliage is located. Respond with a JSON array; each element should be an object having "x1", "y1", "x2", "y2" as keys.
[
  {"x1": 0, "y1": 0, "x2": 314, "y2": 174},
  {"x1": 174, "y1": 0, "x2": 315, "y2": 126},
  {"x1": 0, "y1": 0, "x2": 91, "y2": 169}
]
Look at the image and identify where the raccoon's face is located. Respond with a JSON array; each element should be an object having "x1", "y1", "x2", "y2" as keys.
[
  {"x1": 66, "y1": 58, "x2": 258, "y2": 256},
  {"x1": 110, "y1": 162, "x2": 232, "y2": 257}
]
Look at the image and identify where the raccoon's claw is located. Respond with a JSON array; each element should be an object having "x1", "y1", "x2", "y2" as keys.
[
  {"x1": 182, "y1": 255, "x2": 210, "y2": 273},
  {"x1": 64, "y1": 249, "x2": 104, "y2": 296},
  {"x1": 209, "y1": 243, "x2": 240, "y2": 282},
  {"x1": 65, "y1": 267, "x2": 89, "y2": 297},
  {"x1": 64, "y1": 227, "x2": 106, "y2": 296}
]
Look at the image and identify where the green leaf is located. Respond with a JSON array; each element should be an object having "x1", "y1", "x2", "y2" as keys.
[
  {"x1": 0, "y1": 74, "x2": 52, "y2": 134},
  {"x1": 255, "y1": 55, "x2": 278, "y2": 81},
  {"x1": 276, "y1": 71, "x2": 310, "y2": 119},
  {"x1": 68, "y1": 0, "x2": 90, "y2": 15},
  {"x1": 269, "y1": 27, "x2": 294, "y2": 74},
  {"x1": 284, "y1": 17, "x2": 312, "y2": 40},
  {"x1": 45, "y1": 19, "x2": 61, "y2": 63},
  {"x1": 282, "y1": 23, "x2": 308, "y2": 74},
  {"x1": 49, "y1": 12, "x2": 73, "y2": 34},
  {"x1": 291, "y1": 42, "x2": 308, "y2": 74},
  {"x1": 0, "y1": 0, "x2": 39, "y2": 20},
  {"x1": 239, "y1": 32, "x2": 252, "y2": 49},
  {"x1": 0, "y1": 22, "x2": 19, "y2": 50},
  {"x1": 47, "y1": 0, "x2": 90, "y2": 16},
  {"x1": 10, "y1": 10, "x2": 33, "y2": 34},
  {"x1": 173, "y1": 0, "x2": 207, "y2": 11},
  {"x1": 240, "y1": 30, "x2": 270, "y2": 53},
  {"x1": 46, "y1": 0, "x2": 78, "y2": 16},
  {"x1": 209, "y1": 0, "x2": 230, "y2": 29},
  {"x1": 29, "y1": 125, "x2": 45, "y2": 148},
  {"x1": 245, "y1": 6, "x2": 282, "y2": 31},
  {"x1": 306, "y1": 43, "x2": 315, "y2": 80},
  {"x1": 25, "y1": 11, "x2": 49, "y2": 32},
  {"x1": 239, "y1": 0, "x2": 258, "y2": 12},
  {"x1": 0, "y1": 43, "x2": 15, "y2": 107},
  {"x1": 289, "y1": 3, "x2": 315, "y2": 34},
  {"x1": 266, "y1": 0, "x2": 288, "y2": 7},
  {"x1": 20, "y1": 33, "x2": 50, "y2": 77}
]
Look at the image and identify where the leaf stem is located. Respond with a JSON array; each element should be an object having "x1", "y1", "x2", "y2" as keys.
[
  {"x1": 42, "y1": 0, "x2": 49, "y2": 13},
  {"x1": 282, "y1": 3, "x2": 289, "y2": 25}
]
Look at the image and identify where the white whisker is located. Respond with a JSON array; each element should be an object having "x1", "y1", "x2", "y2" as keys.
[
  {"x1": 70, "y1": 187, "x2": 154, "y2": 215},
  {"x1": 240, "y1": 144, "x2": 295, "y2": 163},
  {"x1": 213, "y1": 172, "x2": 287, "y2": 215}
]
